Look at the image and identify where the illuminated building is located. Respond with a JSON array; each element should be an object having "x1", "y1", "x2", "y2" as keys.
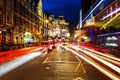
[
  {"x1": 0, "y1": 0, "x2": 44, "y2": 49},
  {"x1": 37, "y1": 0, "x2": 44, "y2": 41},
  {"x1": 94, "y1": 0, "x2": 120, "y2": 46},
  {"x1": 58, "y1": 16, "x2": 69, "y2": 39},
  {"x1": 13, "y1": 0, "x2": 40, "y2": 44},
  {"x1": 0, "y1": 0, "x2": 14, "y2": 46},
  {"x1": 80, "y1": 0, "x2": 120, "y2": 46}
]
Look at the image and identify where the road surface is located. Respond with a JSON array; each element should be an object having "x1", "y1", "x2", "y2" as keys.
[{"x1": 0, "y1": 46, "x2": 88, "y2": 80}]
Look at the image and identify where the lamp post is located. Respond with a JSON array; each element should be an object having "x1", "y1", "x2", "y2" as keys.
[{"x1": 45, "y1": 20, "x2": 48, "y2": 40}]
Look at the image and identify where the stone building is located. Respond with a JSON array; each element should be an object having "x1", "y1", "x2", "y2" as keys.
[{"x1": 0, "y1": 0, "x2": 43, "y2": 48}]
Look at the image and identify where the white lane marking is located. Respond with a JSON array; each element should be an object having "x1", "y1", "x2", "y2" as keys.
[
  {"x1": 46, "y1": 61, "x2": 80, "y2": 63},
  {"x1": 59, "y1": 57, "x2": 62, "y2": 62},
  {"x1": 42, "y1": 57, "x2": 49, "y2": 64}
]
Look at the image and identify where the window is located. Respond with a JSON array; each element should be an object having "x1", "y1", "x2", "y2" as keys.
[{"x1": 0, "y1": 9, "x2": 3, "y2": 24}]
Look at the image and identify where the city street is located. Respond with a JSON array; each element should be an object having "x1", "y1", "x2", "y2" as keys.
[
  {"x1": 0, "y1": 45, "x2": 115, "y2": 80},
  {"x1": 0, "y1": 46, "x2": 88, "y2": 80},
  {"x1": 0, "y1": 0, "x2": 120, "y2": 80}
]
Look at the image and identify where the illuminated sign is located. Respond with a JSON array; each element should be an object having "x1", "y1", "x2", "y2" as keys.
[
  {"x1": 85, "y1": 15, "x2": 95, "y2": 25},
  {"x1": 107, "y1": 36, "x2": 118, "y2": 41}
]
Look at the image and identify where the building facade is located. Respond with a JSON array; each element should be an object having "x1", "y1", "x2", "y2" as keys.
[
  {"x1": 0, "y1": 0, "x2": 43, "y2": 49},
  {"x1": 94, "y1": 0, "x2": 120, "y2": 46},
  {"x1": 0, "y1": 0, "x2": 14, "y2": 45},
  {"x1": 81, "y1": 0, "x2": 120, "y2": 46}
]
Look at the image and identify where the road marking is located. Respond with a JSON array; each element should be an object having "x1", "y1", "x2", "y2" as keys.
[
  {"x1": 75, "y1": 56, "x2": 81, "y2": 62},
  {"x1": 59, "y1": 57, "x2": 62, "y2": 62},
  {"x1": 42, "y1": 57, "x2": 49, "y2": 64},
  {"x1": 45, "y1": 67, "x2": 50, "y2": 70},
  {"x1": 81, "y1": 63, "x2": 86, "y2": 73},
  {"x1": 73, "y1": 77, "x2": 84, "y2": 80},
  {"x1": 74, "y1": 63, "x2": 80, "y2": 72},
  {"x1": 68, "y1": 47, "x2": 120, "y2": 80},
  {"x1": 41, "y1": 50, "x2": 48, "y2": 57},
  {"x1": 75, "y1": 56, "x2": 86, "y2": 73},
  {"x1": 46, "y1": 61, "x2": 80, "y2": 63}
]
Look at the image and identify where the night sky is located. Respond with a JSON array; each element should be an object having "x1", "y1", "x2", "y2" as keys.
[
  {"x1": 33, "y1": 0, "x2": 96, "y2": 25},
  {"x1": 42, "y1": 0, "x2": 81, "y2": 25},
  {"x1": 34, "y1": 0, "x2": 81, "y2": 25}
]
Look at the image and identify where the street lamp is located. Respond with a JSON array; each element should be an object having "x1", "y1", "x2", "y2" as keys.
[{"x1": 45, "y1": 20, "x2": 48, "y2": 23}]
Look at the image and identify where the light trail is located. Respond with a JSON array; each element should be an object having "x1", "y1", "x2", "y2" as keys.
[
  {"x1": 61, "y1": 45, "x2": 120, "y2": 80},
  {"x1": 0, "y1": 47, "x2": 44, "y2": 63},
  {"x1": 101, "y1": 7, "x2": 120, "y2": 20},
  {"x1": 82, "y1": 0, "x2": 104, "y2": 24},
  {"x1": 70, "y1": 46, "x2": 120, "y2": 74},
  {"x1": 92, "y1": 54, "x2": 120, "y2": 66},
  {"x1": 97, "y1": 32, "x2": 120, "y2": 37},
  {"x1": 0, "y1": 49, "x2": 47, "y2": 77},
  {"x1": 83, "y1": 47, "x2": 120, "y2": 62},
  {"x1": 100, "y1": 13, "x2": 120, "y2": 30}
]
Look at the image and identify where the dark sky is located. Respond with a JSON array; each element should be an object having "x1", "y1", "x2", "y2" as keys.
[
  {"x1": 33, "y1": 0, "x2": 98, "y2": 25},
  {"x1": 34, "y1": 0, "x2": 81, "y2": 25}
]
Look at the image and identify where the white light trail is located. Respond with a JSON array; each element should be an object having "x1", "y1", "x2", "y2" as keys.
[
  {"x1": 0, "y1": 52, "x2": 43, "y2": 77},
  {"x1": 100, "y1": 13, "x2": 120, "y2": 29},
  {"x1": 83, "y1": 47, "x2": 120, "y2": 62},
  {"x1": 101, "y1": 7, "x2": 120, "y2": 20},
  {"x1": 82, "y1": 0, "x2": 104, "y2": 24},
  {"x1": 97, "y1": 32, "x2": 120, "y2": 37},
  {"x1": 70, "y1": 46, "x2": 120, "y2": 74},
  {"x1": 61, "y1": 45, "x2": 120, "y2": 80}
]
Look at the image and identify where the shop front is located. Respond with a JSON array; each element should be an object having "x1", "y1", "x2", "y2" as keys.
[{"x1": 24, "y1": 31, "x2": 33, "y2": 44}]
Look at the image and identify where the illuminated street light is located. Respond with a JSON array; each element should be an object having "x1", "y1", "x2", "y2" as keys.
[
  {"x1": 45, "y1": 20, "x2": 48, "y2": 23},
  {"x1": 4, "y1": 29, "x2": 6, "y2": 32}
]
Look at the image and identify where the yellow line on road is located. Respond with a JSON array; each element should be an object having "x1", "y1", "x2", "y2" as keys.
[{"x1": 74, "y1": 63, "x2": 80, "y2": 72}]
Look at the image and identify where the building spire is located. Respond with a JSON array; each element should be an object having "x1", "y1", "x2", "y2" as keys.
[{"x1": 38, "y1": 0, "x2": 43, "y2": 16}]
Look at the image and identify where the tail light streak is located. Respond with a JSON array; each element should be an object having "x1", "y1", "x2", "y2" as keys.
[{"x1": 61, "y1": 45, "x2": 120, "y2": 80}]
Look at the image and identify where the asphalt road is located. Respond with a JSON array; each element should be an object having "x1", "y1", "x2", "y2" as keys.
[{"x1": 0, "y1": 46, "x2": 88, "y2": 80}]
